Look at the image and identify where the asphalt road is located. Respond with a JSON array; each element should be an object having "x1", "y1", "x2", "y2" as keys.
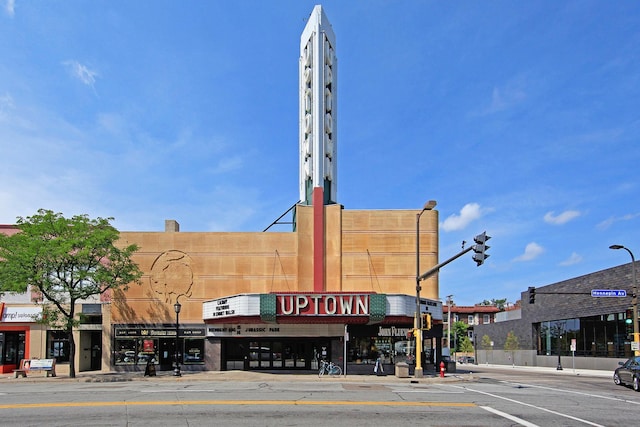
[{"x1": 1, "y1": 366, "x2": 638, "y2": 426}]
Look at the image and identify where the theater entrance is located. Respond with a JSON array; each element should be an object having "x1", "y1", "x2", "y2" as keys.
[{"x1": 223, "y1": 338, "x2": 334, "y2": 371}]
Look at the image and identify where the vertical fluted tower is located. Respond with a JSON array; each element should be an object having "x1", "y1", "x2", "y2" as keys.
[{"x1": 299, "y1": 5, "x2": 337, "y2": 206}]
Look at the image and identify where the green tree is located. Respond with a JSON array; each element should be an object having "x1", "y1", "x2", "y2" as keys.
[
  {"x1": 0, "y1": 209, "x2": 143, "y2": 378},
  {"x1": 504, "y1": 331, "x2": 520, "y2": 366},
  {"x1": 458, "y1": 335, "x2": 474, "y2": 353},
  {"x1": 477, "y1": 298, "x2": 508, "y2": 310},
  {"x1": 452, "y1": 321, "x2": 468, "y2": 352}
]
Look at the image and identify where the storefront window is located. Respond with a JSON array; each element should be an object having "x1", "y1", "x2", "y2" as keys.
[
  {"x1": 47, "y1": 330, "x2": 70, "y2": 363},
  {"x1": 536, "y1": 314, "x2": 631, "y2": 358},
  {"x1": 137, "y1": 338, "x2": 158, "y2": 365},
  {"x1": 114, "y1": 338, "x2": 159, "y2": 365},
  {"x1": 183, "y1": 338, "x2": 204, "y2": 364},
  {"x1": 350, "y1": 337, "x2": 400, "y2": 364}
]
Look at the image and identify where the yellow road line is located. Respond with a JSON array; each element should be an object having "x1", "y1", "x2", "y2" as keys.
[{"x1": 0, "y1": 400, "x2": 476, "y2": 409}]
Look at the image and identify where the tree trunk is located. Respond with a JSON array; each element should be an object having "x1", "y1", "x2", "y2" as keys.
[
  {"x1": 68, "y1": 324, "x2": 76, "y2": 378},
  {"x1": 66, "y1": 301, "x2": 77, "y2": 378}
]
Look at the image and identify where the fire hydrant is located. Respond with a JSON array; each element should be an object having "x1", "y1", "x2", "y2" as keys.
[{"x1": 439, "y1": 361, "x2": 445, "y2": 378}]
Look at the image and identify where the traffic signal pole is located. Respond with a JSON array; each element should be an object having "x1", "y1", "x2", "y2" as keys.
[
  {"x1": 418, "y1": 232, "x2": 490, "y2": 282},
  {"x1": 418, "y1": 245, "x2": 473, "y2": 282},
  {"x1": 415, "y1": 232, "x2": 490, "y2": 378}
]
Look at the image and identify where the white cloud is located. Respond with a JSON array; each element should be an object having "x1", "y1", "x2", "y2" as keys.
[
  {"x1": 544, "y1": 210, "x2": 581, "y2": 225},
  {"x1": 514, "y1": 242, "x2": 544, "y2": 262},
  {"x1": 63, "y1": 60, "x2": 99, "y2": 92},
  {"x1": 441, "y1": 203, "x2": 482, "y2": 232},
  {"x1": 5, "y1": 0, "x2": 15, "y2": 17},
  {"x1": 473, "y1": 77, "x2": 528, "y2": 116},
  {"x1": 559, "y1": 252, "x2": 582, "y2": 266},
  {"x1": 597, "y1": 212, "x2": 640, "y2": 230}
]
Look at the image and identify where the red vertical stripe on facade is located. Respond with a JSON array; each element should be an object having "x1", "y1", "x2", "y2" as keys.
[{"x1": 313, "y1": 187, "x2": 325, "y2": 292}]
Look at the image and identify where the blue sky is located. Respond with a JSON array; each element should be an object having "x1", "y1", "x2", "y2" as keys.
[{"x1": 1, "y1": 1, "x2": 639, "y2": 306}]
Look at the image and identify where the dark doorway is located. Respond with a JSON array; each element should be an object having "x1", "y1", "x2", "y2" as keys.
[
  {"x1": 90, "y1": 332, "x2": 102, "y2": 371},
  {"x1": 159, "y1": 338, "x2": 182, "y2": 371}
]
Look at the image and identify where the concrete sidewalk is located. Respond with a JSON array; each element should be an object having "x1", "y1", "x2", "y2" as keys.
[
  {"x1": 1, "y1": 363, "x2": 612, "y2": 384},
  {"x1": 1, "y1": 369, "x2": 468, "y2": 384},
  {"x1": 464, "y1": 363, "x2": 613, "y2": 378}
]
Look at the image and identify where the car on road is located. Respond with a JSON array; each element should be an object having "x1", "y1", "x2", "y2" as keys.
[{"x1": 613, "y1": 355, "x2": 640, "y2": 391}]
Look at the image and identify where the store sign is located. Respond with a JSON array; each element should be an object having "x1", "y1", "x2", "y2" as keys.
[
  {"x1": 207, "y1": 323, "x2": 344, "y2": 338},
  {"x1": 377, "y1": 326, "x2": 412, "y2": 338},
  {"x1": 1, "y1": 306, "x2": 42, "y2": 323},
  {"x1": 115, "y1": 327, "x2": 205, "y2": 338},
  {"x1": 276, "y1": 294, "x2": 370, "y2": 316}
]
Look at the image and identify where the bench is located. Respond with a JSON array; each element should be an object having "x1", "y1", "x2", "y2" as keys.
[{"x1": 13, "y1": 358, "x2": 57, "y2": 378}]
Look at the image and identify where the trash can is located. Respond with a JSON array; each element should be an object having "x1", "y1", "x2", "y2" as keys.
[
  {"x1": 395, "y1": 362, "x2": 409, "y2": 378},
  {"x1": 446, "y1": 361, "x2": 457, "y2": 373}
]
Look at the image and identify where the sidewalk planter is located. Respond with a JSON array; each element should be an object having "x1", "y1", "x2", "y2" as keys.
[{"x1": 395, "y1": 362, "x2": 409, "y2": 378}]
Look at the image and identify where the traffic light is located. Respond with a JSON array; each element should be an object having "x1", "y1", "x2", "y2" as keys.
[
  {"x1": 626, "y1": 308, "x2": 634, "y2": 336},
  {"x1": 626, "y1": 308, "x2": 634, "y2": 324},
  {"x1": 421, "y1": 313, "x2": 432, "y2": 330},
  {"x1": 528, "y1": 286, "x2": 536, "y2": 304},
  {"x1": 472, "y1": 231, "x2": 491, "y2": 266}
]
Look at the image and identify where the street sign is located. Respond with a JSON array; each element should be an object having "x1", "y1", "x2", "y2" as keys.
[{"x1": 591, "y1": 289, "x2": 627, "y2": 297}]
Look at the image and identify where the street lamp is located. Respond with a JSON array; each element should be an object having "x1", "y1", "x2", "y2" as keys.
[
  {"x1": 415, "y1": 200, "x2": 437, "y2": 378},
  {"x1": 610, "y1": 244, "x2": 639, "y2": 356},
  {"x1": 174, "y1": 300, "x2": 182, "y2": 377},
  {"x1": 556, "y1": 326, "x2": 563, "y2": 370}
]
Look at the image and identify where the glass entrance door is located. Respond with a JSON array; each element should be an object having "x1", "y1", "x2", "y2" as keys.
[{"x1": 225, "y1": 338, "x2": 334, "y2": 371}]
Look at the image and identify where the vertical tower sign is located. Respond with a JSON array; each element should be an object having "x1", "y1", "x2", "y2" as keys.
[{"x1": 299, "y1": 5, "x2": 337, "y2": 205}]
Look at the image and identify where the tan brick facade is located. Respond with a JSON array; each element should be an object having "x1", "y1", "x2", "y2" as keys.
[{"x1": 112, "y1": 205, "x2": 439, "y2": 325}]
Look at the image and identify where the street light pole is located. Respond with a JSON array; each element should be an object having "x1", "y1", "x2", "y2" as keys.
[
  {"x1": 174, "y1": 299, "x2": 182, "y2": 377},
  {"x1": 610, "y1": 245, "x2": 639, "y2": 356},
  {"x1": 557, "y1": 328, "x2": 563, "y2": 370},
  {"x1": 415, "y1": 200, "x2": 437, "y2": 378}
]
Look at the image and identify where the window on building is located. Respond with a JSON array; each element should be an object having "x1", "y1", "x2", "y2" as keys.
[
  {"x1": 454, "y1": 315, "x2": 459, "y2": 322},
  {"x1": 183, "y1": 338, "x2": 205, "y2": 364},
  {"x1": 468, "y1": 315, "x2": 474, "y2": 325},
  {"x1": 535, "y1": 313, "x2": 631, "y2": 359},
  {"x1": 47, "y1": 330, "x2": 70, "y2": 363},
  {"x1": 0, "y1": 332, "x2": 25, "y2": 365},
  {"x1": 114, "y1": 338, "x2": 159, "y2": 366},
  {"x1": 483, "y1": 314, "x2": 490, "y2": 324}
]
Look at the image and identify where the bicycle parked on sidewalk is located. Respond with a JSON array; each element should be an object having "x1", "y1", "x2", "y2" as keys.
[{"x1": 318, "y1": 360, "x2": 342, "y2": 377}]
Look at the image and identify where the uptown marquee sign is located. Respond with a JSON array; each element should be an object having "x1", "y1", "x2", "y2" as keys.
[
  {"x1": 276, "y1": 293, "x2": 370, "y2": 316},
  {"x1": 203, "y1": 293, "x2": 388, "y2": 323},
  {"x1": 202, "y1": 294, "x2": 435, "y2": 323}
]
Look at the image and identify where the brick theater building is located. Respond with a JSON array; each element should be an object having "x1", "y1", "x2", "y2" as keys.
[{"x1": 107, "y1": 6, "x2": 444, "y2": 375}]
